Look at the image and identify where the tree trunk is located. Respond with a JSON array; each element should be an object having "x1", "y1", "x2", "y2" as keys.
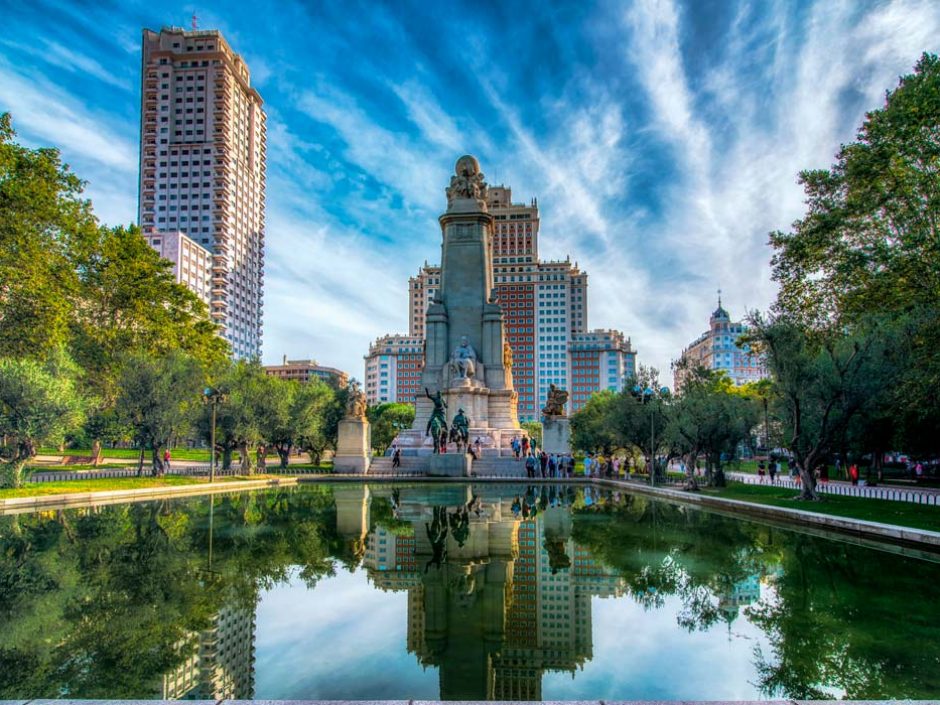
[
  {"x1": 91, "y1": 439, "x2": 103, "y2": 467},
  {"x1": 276, "y1": 444, "x2": 291, "y2": 469},
  {"x1": 308, "y1": 447, "x2": 322, "y2": 466},
  {"x1": 683, "y1": 453, "x2": 700, "y2": 491},
  {"x1": 137, "y1": 447, "x2": 145, "y2": 477},
  {"x1": 222, "y1": 446, "x2": 233, "y2": 470},
  {"x1": 151, "y1": 447, "x2": 163, "y2": 477},
  {"x1": 0, "y1": 459, "x2": 29, "y2": 488},
  {"x1": 797, "y1": 463, "x2": 820, "y2": 500}
]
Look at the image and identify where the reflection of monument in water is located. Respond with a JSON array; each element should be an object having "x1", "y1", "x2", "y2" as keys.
[{"x1": 355, "y1": 485, "x2": 625, "y2": 700}]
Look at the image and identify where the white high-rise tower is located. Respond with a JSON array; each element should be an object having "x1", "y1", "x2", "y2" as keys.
[{"x1": 139, "y1": 26, "x2": 266, "y2": 358}]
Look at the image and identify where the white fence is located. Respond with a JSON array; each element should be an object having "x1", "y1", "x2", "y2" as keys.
[{"x1": 726, "y1": 471, "x2": 940, "y2": 506}]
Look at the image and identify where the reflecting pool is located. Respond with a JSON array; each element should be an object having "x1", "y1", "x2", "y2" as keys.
[{"x1": 2, "y1": 483, "x2": 939, "y2": 700}]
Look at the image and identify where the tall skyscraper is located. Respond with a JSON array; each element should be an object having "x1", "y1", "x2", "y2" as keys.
[{"x1": 139, "y1": 26, "x2": 266, "y2": 359}]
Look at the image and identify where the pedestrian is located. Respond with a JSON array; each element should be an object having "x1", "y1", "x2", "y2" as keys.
[
  {"x1": 392, "y1": 445, "x2": 401, "y2": 468},
  {"x1": 511, "y1": 436, "x2": 520, "y2": 459},
  {"x1": 583, "y1": 455, "x2": 592, "y2": 477},
  {"x1": 915, "y1": 462, "x2": 924, "y2": 481},
  {"x1": 474, "y1": 437, "x2": 483, "y2": 457},
  {"x1": 521, "y1": 436, "x2": 530, "y2": 457},
  {"x1": 820, "y1": 463, "x2": 829, "y2": 484},
  {"x1": 525, "y1": 453, "x2": 537, "y2": 479},
  {"x1": 539, "y1": 450, "x2": 548, "y2": 478},
  {"x1": 163, "y1": 448, "x2": 171, "y2": 471},
  {"x1": 758, "y1": 460, "x2": 766, "y2": 483},
  {"x1": 768, "y1": 459, "x2": 777, "y2": 484},
  {"x1": 849, "y1": 463, "x2": 859, "y2": 486}
]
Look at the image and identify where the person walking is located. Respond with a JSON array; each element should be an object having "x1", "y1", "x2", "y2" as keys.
[
  {"x1": 849, "y1": 463, "x2": 859, "y2": 486},
  {"x1": 511, "y1": 436, "x2": 520, "y2": 459},
  {"x1": 521, "y1": 436, "x2": 530, "y2": 458},
  {"x1": 768, "y1": 459, "x2": 777, "y2": 484},
  {"x1": 392, "y1": 445, "x2": 401, "y2": 469},
  {"x1": 474, "y1": 437, "x2": 483, "y2": 457},
  {"x1": 525, "y1": 453, "x2": 537, "y2": 479},
  {"x1": 758, "y1": 460, "x2": 766, "y2": 483},
  {"x1": 163, "y1": 448, "x2": 171, "y2": 472}
]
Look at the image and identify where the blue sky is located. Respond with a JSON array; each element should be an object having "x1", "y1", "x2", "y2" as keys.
[{"x1": 1, "y1": 0, "x2": 938, "y2": 380}]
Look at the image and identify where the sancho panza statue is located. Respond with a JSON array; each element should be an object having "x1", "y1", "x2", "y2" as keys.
[
  {"x1": 449, "y1": 335, "x2": 477, "y2": 380},
  {"x1": 541, "y1": 383, "x2": 569, "y2": 418}
]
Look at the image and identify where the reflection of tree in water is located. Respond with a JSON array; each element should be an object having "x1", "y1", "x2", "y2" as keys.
[
  {"x1": 571, "y1": 490, "x2": 940, "y2": 700},
  {"x1": 542, "y1": 536, "x2": 570, "y2": 574}
]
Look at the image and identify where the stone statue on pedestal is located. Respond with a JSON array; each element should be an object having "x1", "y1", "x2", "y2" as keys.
[
  {"x1": 449, "y1": 336, "x2": 477, "y2": 381},
  {"x1": 445, "y1": 155, "x2": 487, "y2": 205},
  {"x1": 346, "y1": 380, "x2": 367, "y2": 419},
  {"x1": 451, "y1": 408, "x2": 470, "y2": 449},
  {"x1": 425, "y1": 387, "x2": 448, "y2": 445},
  {"x1": 541, "y1": 383, "x2": 569, "y2": 418}
]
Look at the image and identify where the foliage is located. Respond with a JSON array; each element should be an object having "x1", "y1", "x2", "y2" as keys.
[
  {"x1": 768, "y1": 54, "x2": 940, "y2": 458},
  {"x1": 115, "y1": 351, "x2": 203, "y2": 476},
  {"x1": 367, "y1": 402, "x2": 416, "y2": 454},
  {"x1": 267, "y1": 378, "x2": 336, "y2": 468},
  {"x1": 666, "y1": 364, "x2": 759, "y2": 487},
  {"x1": 520, "y1": 420, "x2": 542, "y2": 448},
  {"x1": 0, "y1": 356, "x2": 84, "y2": 487}
]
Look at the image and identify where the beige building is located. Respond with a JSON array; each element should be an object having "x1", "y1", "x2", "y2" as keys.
[
  {"x1": 139, "y1": 26, "x2": 266, "y2": 359},
  {"x1": 264, "y1": 356, "x2": 349, "y2": 387},
  {"x1": 673, "y1": 298, "x2": 768, "y2": 391},
  {"x1": 569, "y1": 329, "x2": 637, "y2": 412},
  {"x1": 145, "y1": 229, "x2": 213, "y2": 305}
]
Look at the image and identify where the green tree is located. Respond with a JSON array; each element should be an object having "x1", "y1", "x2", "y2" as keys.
[
  {"x1": 0, "y1": 355, "x2": 84, "y2": 487},
  {"x1": 115, "y1": 351, "x2": 203, "y2": 476},
  {"x1": 520, "y1": 420, "x2": 542, "y2": 449},
  {"x1": 570, "y1": 389, "x2": 619, "y2": 455},
  {"x1": 747, "y1": 316, "x2": 887, "y2": 499},
  {"x1": 0, "y1": 113, "x2": 96, "y2": 359},
  {"x1": 367, "y1": 402, "x2": 416, "y2": 454},
  {"x1": 769, "y1": 54, "x2": 940, "y2": 457},
  {"x1": 667, "y1": 364, "x2": 759, "y2": 488}
]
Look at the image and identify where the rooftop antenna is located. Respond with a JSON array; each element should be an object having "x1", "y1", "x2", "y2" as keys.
[
  {"x1": 191, "y1": 12, "x2": 199, "y2": 30},
  {"x1": 717, "y1": 287, "x2": 722, "y2": 307}
]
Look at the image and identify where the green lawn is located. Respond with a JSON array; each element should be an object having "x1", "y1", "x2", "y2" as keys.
[
  {"x1": 705, "y1": 481, "x2": 940, "y2": 532},
  {"x1": 39, "y1": 447, "x2": 216, "y2": 462},
  {"x1": 0, "y1": 475, "x2": 269, "y2": 499}
]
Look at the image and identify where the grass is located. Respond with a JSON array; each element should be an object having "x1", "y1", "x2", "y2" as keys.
[
  {"x1": 0, "y1": 475, "x2": 275, "y2": 499},
  {"x1": 28, "y1": 463, "x2": 129, "y2": 471},
  {"x1": 39, "y1": 447, "x2": 217, "y2": 462},
  {"x1": 704, "y1": 481, "x2": 940, "y2": 533}
]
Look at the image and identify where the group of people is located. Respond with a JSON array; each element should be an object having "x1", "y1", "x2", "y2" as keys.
[{"x1": 582, "y1": 453, "x2": 630, "y2": 478}]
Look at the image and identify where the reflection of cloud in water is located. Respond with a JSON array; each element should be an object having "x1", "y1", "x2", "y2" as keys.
[
  {"x1": 541, "y1": 594, "x2": 773, "y2": 701},
  {"x1": 253, "y1": 567, "x2": 439, "y2": 699}
]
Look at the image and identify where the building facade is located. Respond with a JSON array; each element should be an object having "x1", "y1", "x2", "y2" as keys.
[
  {"x1": 569, "y1": 329, "x2": 637, "y2": 413},
  {"x1": 139, "y1": 26, "x2": 266, "y2": 359},
  {"x1": 673, "y1": 299, "x2": 768, "y2": 390},
  {"x1": 364, "y1": 334, "x2": 425, "y2": 404},
  {"x1": 263, "y1": 356, "x2": 349, "y2": 387},
  {"x1": 145, "y1": 230, "x2": 213, "y2": 306}
]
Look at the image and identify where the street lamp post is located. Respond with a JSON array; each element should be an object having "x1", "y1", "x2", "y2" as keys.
[
  {"x1": 632, "y1": 384, "x2": 670, "y2": 487},
  {"x1": 202, "y1": 387, "x2": 226, "y2": 483}
]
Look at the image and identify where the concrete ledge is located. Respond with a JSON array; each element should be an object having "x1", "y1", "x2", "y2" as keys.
[
  {"x1": 7, "y1": 699, "x2": 932, "y2": 704},
  {"x1": 0, "y1": 477, "x2": 298, "y2": 515}
]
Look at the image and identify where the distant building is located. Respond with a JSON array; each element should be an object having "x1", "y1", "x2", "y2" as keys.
[
  {"x1": 569, "y1": 329, "x2": 637, "y2": 413},
  {"x1": 364, "y1": 335, "x2": 425, "y2": 404},
  {"x1": 674, "y1": 297, "x2": 768, "y2": 391},
  {"x1": 139, "y1": 26, "x2": 266, "y2": 359},
  {"x1": 145, "y1": 229, "x2": 213, "y2": 306},
  {"x1": 264, "y1": 356, "x2": 348, "y2": 387}
]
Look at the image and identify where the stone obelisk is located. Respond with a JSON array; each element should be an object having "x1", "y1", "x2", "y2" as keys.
[{"x1": 408, "y1": 155, "x2": 519, "y2": 455}]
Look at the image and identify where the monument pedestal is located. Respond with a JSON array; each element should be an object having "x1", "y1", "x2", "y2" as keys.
[
  {"x1": 542, "y1": 416, "x2": 571, "y2": 455},
  {"x1": 334, "y1": 417, "x2": 372, "y2": 474},
  {"x1": 429, "y1": 453, "x2": 472, "y2": 477}
]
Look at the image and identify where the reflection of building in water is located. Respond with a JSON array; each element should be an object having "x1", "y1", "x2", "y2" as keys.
[
  {"x1": 358, "y1": 486, "x2": 624, "y2": 701},
  {"x1": 718, "y1": 573, "x2": 761, "y2": 624},
  {"x1": 159, "y1": 603, "x2": 256, "y2": 699}
]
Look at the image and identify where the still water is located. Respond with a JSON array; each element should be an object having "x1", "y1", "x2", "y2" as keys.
[{"x1": 2, "y1": 483, "x2": 939, "y2": 701}]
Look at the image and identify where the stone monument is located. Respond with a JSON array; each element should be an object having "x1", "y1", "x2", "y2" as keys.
[
  {"x1": 333, "y1": 381, "x2": 372, "y2": 473},
  {"x1": 394, "y1": 155, "x2": 520, "y2": 460},
  {"x1": 541, "y1": 383, "x2": 571, "y2": 455}
]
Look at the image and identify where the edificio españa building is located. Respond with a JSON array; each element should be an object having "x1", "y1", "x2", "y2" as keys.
[{"x1": 138, "y1": 26, "x2": 266, "y2": 359}]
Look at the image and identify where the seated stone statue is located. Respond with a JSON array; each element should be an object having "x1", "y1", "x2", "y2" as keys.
[
  {"x1": 541, "y1": 383, "x2": 569, "y2": 418},
  {"x1": 449, "y1": 336, "x2": 477, "y2": 380}
]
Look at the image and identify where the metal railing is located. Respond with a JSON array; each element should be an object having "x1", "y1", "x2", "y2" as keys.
[{"x1": 726, "y1": 471, "x2": 940, "y2": 506}]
